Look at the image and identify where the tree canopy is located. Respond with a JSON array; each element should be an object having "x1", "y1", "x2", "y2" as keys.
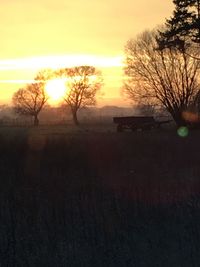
[{"x1": 158, "y1": 0, "x2": 200, "y2": 50}]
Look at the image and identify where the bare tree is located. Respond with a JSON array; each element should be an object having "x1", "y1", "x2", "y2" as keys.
[
  {"x1": 12, "y1": 69, "x2": 55, "y2": 126},
  {"x1": 57, "y1": 66, "x2": 103, "y2": 125},
  {"x1": 124, "y1": 29, "x2": 200, "y2": 126},
  {"x1": 12, "y1": 82, "x2": 48, "y2": 126}
]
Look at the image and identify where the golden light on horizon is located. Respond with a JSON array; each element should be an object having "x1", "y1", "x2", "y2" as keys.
[
  {"x1": 0, "y1": 54, "x2": 125, "y2": 105},
  {"x1": 0, "y1": 55, "x2": 124, "y2": 71},
  {"x1": 0, "y1": 0, "x2": 174, "y2": 106},
  {"x1": 45, "y1": 79, "x2": 67, "y2": 103}
]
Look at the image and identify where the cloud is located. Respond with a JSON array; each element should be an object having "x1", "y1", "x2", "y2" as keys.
[{"x1": 0, "y1": 55, "x2": 124, "y2": 71}]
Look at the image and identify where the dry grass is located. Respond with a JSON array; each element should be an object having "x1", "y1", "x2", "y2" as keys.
[{"x1": 0, "y1": 124, "x2": 200, "y2": 266}]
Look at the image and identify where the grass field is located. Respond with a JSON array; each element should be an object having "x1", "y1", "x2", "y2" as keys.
[{"x1": 0, "y1": 124, "x2": 200, "y2": 266}]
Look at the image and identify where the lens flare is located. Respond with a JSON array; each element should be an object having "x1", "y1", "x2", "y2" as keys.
[{"x1": 177, "y1": 126, "x2": 189, "y2": 138}]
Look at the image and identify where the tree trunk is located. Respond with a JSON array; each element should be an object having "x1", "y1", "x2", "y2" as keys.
[
  {"x1": 33, "y1": 115, "x2": 39, "y2": 126},
  {"x1": 171, "y1": 110, "x2": 186, "y2": 126},
  {"x1": 72, "y1": 110, "x2": 79, "y2": 126}
]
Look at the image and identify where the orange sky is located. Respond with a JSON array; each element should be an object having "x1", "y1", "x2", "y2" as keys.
[{"x1": 0, "y1": 0, "x2": 173, "y2": 106}]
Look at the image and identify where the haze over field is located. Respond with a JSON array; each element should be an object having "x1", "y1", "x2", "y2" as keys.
[{"x1": 0, "y1": 0, "x2": 173, "y2": 106}]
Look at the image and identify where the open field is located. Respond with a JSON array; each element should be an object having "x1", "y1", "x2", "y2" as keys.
[{"x1": 0, "y1": 124, "x2": 200, "y2": 266}]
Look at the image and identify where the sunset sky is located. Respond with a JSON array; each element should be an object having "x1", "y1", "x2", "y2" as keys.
[{"x1": 0, "y1": 0, "x2": 173, "y2": 106}]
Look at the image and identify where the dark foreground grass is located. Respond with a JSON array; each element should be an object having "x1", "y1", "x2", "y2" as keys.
[{"x1": 0, "y1": 125, "x2": 200, "y2": 266}]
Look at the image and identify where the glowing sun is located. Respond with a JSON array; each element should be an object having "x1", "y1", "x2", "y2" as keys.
[{"x1": 45, "y1": 79, "x2": 67, "y2": 101}]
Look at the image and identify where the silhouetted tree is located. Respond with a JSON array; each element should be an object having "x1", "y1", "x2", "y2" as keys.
[
  {"x1": 124, "y1": 30, "x2": 200, "y2": 125},
  {"x1": 158, "y1": 0, "x2": 200, "y2": 52},
  {"x1": 12, "y1": 83, "x2": 47, "y2": 126},
  {"x1": 12, "y1": 69, "x2": 55, "y2": 126},
  {"x1": 57, "y1": 66, "x2": 103, "y2": 125}
]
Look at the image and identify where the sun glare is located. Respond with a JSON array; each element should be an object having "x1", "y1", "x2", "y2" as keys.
[{"x1": 45, "y1": 79, "x2": 67, "y2": 102}]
